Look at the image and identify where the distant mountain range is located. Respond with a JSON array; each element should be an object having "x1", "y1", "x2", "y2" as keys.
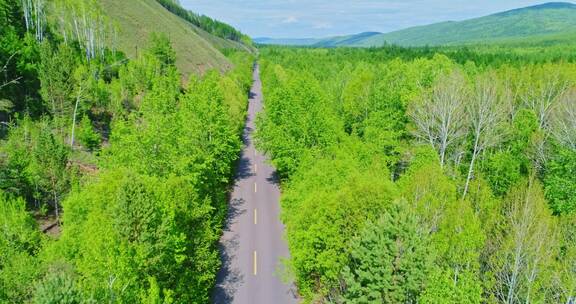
[{"x1": 255, "y1": 2, "x2": 576, "y2": 47}]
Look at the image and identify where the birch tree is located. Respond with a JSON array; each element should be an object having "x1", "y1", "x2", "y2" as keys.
[
  {"x1": 0, "y1": 52, "x2": 21, "y2": 90},
  {"x1": 53, "y1": 0, "x2": 111, "y2": 61},
  {"x1": 410, "y1": 70, "x2": 468, "y2": 168},
  {"x1": 462, "y1": 73, "x2": 507, "y2": 199},
  {"x1": 550, "y1": 88, "x2": 576, "y2": 150},
  {"x1": 520, "y1": 67, "x2": 569, "y2": 132},
  {"x1": 69, "y1": 65, "x2": 89, "y2": 147},
  {"x1": 20, "y1": 0, "x2": 45, "y2": 41},
  {"x1": 490, "y1": 180, "x2": 558, "y2": 304}
]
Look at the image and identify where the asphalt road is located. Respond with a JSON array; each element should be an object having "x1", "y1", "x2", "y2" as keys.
[{"x1": 212, "y1": 64, "x2": 299, "y2": 304}]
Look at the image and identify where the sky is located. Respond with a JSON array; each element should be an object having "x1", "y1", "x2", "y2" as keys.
[{"x1": 179, "y1": 0, "x2": 561, "y2": 38}]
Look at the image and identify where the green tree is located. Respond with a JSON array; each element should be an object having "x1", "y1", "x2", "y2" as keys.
[
  {"x1": 0, "y1": 191, "x2": 42, "y2": 303},
  {"x1": 544, "y1": 146, "x2": 576, "y2": 214},
  {"x1": 255, "y1": 72, "x2": 341, "y2": 177},
  {"x1": 77, "y1": 115, "x2": 100, "y2": 151},
  {"x1": 339, "y1": 201, "x2": 430, "y2": 304},
  {"x1": 28, "y1": 121, "x2": 70, "y2": 220},
  {"x1": 282, "y1": 140, "x2": 397, "y2": 297},
  {"x1": 149, "y1": 33, "x2": 176, "y2": 72},
  {"x1": 33, "y1": 265, "x2": 81, "y2": 304},
  {"x1": 38, "y1": 42, "x2": 78, "y2": 128},
  {"x1": 488, "y1": 180, "x2": 558, "y2": 304}
]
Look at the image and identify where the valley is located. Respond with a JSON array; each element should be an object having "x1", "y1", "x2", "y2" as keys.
[{"x1": 1, "y1": 1, "x2": 575, "y2": 304}]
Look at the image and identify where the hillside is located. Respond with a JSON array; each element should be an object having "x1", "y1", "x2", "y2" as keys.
[
  {"x1": 254, "y1": 37, "x2": 320, "y2": 46},
  {"x1": 99, "y1": 0, "x2": 248, "y2": 75},
  {"x1": 364, "y1": 2, "x2": 576, "y2": 46},
  {"x1": 315, "y1": 32, "x2": 382, "y2": 47},
  {"x1": 255, "y1": 32, "x2": 382, "y2": 47},
  {"x1": 257, "y1": 2, "x2": 576, "y2": 47}
]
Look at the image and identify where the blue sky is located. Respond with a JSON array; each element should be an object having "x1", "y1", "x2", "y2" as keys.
[{"x1": 179, "y1": 0, "x2": 560, "y2": 38}]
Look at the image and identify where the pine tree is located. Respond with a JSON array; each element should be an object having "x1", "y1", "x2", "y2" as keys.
[{"x1": 339, "y1": 202, "x2": 430, "y2": 304}]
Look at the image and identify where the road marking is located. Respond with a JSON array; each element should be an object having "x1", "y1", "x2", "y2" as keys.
[
  {"x1": 254, "y1": 182, "x2": 257, "y2": 193},
  {"x1": 253, "y1": 251, "x2": 258, "y2": 275},
  {"x1": 254, "y1": 208, "x2": 258, "y2": 225},
  {"x1": 254, "y1": 163, "x2": 257, "y2": 173}
]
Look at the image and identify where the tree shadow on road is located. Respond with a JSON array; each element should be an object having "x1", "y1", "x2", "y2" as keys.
[
  {"x1": 212, "y1": 197, "x2": 246, "y2": 303},
  {"x1": 266, "y1": 170, "x2": 281, "y2": 187},
  {"x1": 235, "y1": 149, "x2": 254, "y2": 180}
]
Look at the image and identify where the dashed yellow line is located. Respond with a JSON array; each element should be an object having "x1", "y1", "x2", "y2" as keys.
[
  {"x1": 253, "y1": 251, "x2": 258, "y2": 275},
  {"x1": 254, "y1": 182, "x2": 257, "y2": 193},
  {"x1": 254, "y1": 209, "x2": 258, "y2": 225}
]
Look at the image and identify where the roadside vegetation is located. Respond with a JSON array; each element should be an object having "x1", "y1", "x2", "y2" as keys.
[
  {"x1": 0, "y1": 0, "x2": 253, "y2": 302},
  {"x1": 3, "y1": 0, "x2": 576, "y2": 303},
  {"x1": 256, "y1": 46, "x2": 576, "y2": 303}
]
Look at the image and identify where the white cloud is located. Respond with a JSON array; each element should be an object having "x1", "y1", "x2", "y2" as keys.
[
  {"x1": 180, "y1": 0, "x2": 548, "y2": 38},
  {"x1": 281, "y1": 16, "x2": 299, "y2": 24},
  {"x1": 313, "y1": 22, "x2": 333, "y2": 29}
]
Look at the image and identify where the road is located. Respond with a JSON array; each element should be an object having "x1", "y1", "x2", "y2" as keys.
[{"x1": 212, "y1": 64, "x2": 299, "y2": 304}]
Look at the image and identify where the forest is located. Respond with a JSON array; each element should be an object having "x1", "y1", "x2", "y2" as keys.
[
  {"x1": 1, "y1": 0, "x2": 253, "y2": 302},
  {"x1": 255, "y1": 46, "x2": 576, "y2": 303},
  {"x1": 2, "y1": 0, "x2": 576, "y2": 303}
]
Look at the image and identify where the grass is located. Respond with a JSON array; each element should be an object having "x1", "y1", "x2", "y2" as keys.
[{"x1": 100, "y1": 0, "x2": 244, "y2": 76}]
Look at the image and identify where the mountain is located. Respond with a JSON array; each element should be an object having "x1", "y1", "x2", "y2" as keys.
[
  {"x1": 314, "y1": 32, "x2": 382, "y2": 47},
  {"x1": 257, "y1": 2, "x2": 576, "y2": 47},
  {"x1": 254, "y1": 37, "x2": 320, "y2": 46},
  {"x1": 100, "y1": 0, "x2": 251, "y2": 75},
  {"x1": 363, "y1": 2, "x2": 576, "y2": 47},
  {"x1": 255, "y1": 32, "x2": 382, "y2": 47}
]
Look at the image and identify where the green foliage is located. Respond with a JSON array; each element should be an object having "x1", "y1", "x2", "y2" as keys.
[
  {"x1": 1, "y1": 5, "x2": 253, "y2": 299},
  {"x1": 3, "y1": 1, "x2": 576, "y2": 302},
  {"x1": 282, "y1": 141, "x2": 396, "y2": 297},
  {"x1": 420, "y1": 267, "x2": 483, "y2": 304},
  {"x1": 339, "y1": 202, "x2": 430, "y2": 304},
  {"x1": 0, "y1": 191, "x2": 43, "y2": 303},
  {"x1": 50, "y1": 170, "x2": 219, "y2": 303},
  {"x1": 544, "y1": 146, "x2": 576, "y2": 214},
  {"x1": 0, "y1": 10, "x2": 42, "y2": 118},
  {"x1": 77, "y1": 115, "x2": 100, "y2": 151},
  {"x1": 33, "y1": 265, "x2": 81, "y2": 304},
  {"x1": 0, "y1": 118, "x2": 71, "y2": 211},
  {"x1": 257, "y1": 46, "x2": 575, "y2": 302},
  {"x1": 487, "y1": 181, "x2": 559, "y2": 303},
  {"x1": 484, "y1": 109, "x2": 540, "y2": 196},
  {"x1": 39, "y1": 42, "x2": 79, "y2": 120},
  {"x1": 28, "y1": 120, "x2": 70, "y2": 213},
  {"x1": 149, "y1": 33, "x2": 177, "y2": 71},
  {"x1": 256, "y1": 68, "x2": 342, "y2": 178},
  {"x1": 484, "y1": 151, "x2": 523, "y2": 196}
]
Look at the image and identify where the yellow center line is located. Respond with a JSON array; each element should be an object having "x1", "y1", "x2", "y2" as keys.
[
  {"x1": 253, "y1": 251, "x2": 258, "y2": 276},
  {"x1": 254, "y1": 182, "x2": 257, "y2": 193},
  {"x1": 254, "y1": 208, "x2": 258, "y2": 225}
]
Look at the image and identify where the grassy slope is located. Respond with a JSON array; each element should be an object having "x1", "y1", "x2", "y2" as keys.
[
  {"x1": 360, "y1": 3, "x2": 576, "y2": 47},
  {"x1": 100, "y1": 0, "x2": 239, "y2": 75}
]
